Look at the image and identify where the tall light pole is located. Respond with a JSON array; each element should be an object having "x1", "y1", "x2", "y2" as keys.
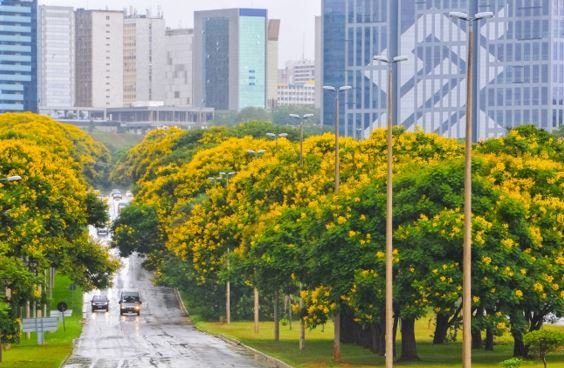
[
  {"x1": 322, "y1": 84, "x2": 351, "y2": 361},
  {"x1": 323, "y1": 85, "x2": 352, "y2": 194},
  {"x1": 448, "y1": 10, "x2": 493, "y2": 368},
  {"x1": 220, "y1": 171, "x2": 235, "y2": 324},
  {"x1": 374, "y1": 54, "x2": 407, "y2": 368},
  {"x1": 266, "y1": 132, "x2": 288, "y2": 151},
  {"x1": 245, "y1": 150, "x2": 265, "y2": 334},
  {"x1": 289, "y1": 113, "x2": 314, "y2": 167}
]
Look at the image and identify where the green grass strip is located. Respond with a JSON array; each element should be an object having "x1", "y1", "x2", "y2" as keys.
[{"x1": 2, "y1": 274, "x2": 83, "y2": 368}]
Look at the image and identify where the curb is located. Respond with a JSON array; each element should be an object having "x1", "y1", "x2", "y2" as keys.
[
  {"x1": 58, "y1": 337, "x2": 78, "y2": 368},
  {"x1": 173, "y1": 288, "x2": 292, "y2": 368},
  {"x1": 211, "y1": 333, "x2": 293, "y2": 368}
]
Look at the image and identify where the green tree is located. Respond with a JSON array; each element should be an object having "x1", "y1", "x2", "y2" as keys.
[
  {"x1": 524, "y1": 330, "x2": 564, "y2": 368},
  {"x1": 111, "y1": 203, "x2": 164, "y2": 258}
]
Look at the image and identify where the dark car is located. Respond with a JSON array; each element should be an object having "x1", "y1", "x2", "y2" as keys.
[
  {"x1": 119, "y1": 291, "x2": 141, "y2": 316},
  {"x1": 91, "y1": 295, "x2": 109, "y2": 312}
]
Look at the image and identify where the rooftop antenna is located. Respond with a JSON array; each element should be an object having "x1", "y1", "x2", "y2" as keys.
[{"x1": 302, "y1": 32, "x2": 305, "y2": 61}]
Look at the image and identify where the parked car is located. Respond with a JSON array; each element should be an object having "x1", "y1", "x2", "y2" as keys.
[
  {"x1": 96, "y1": 225, "x2": 109, "y2": 236},
  {"x1": 110, "y1": 189, "x2": 122, "y2": 200},
  {"x1": 119, "y1": 291, "x2": 141, "y2": 316},
  {"x1": 91, "y1": 295, "x2": 109, "y2": 312}
]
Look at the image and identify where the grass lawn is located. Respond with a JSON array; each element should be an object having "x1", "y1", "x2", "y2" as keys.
[
  {"x1": 2, "y1": 274, "x2": 83, "y2": 368},
  {"x1": 195, "y1": 318, "x2": 564, "y2": 368},
  {"x1": 87, "y1": 128, "x2": 144, "y2": 154}
]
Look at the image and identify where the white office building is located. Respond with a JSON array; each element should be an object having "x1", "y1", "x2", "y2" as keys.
[
  {"x1": 164, "y1": 28, "x2": 193, "y2": 106},
  {"x1": 124, "y1": 14, "x2": 166, "y2": 105},
  {"x1": 38, "y1": 5, "x2": 75, "y2": 109},
  {"x1": 277, "y1": 82, "x2": 316, "y2": 106},
  {"x1": 75, "y1": 9, "x2": 124, "y2": 108}
]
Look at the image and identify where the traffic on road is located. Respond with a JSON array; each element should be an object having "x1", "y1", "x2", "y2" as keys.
[{"x1": 64, "y1": 193, "x2": 267, "y2": 368}]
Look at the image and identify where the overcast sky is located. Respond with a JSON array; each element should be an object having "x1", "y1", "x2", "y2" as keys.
[{"x1": 40, "y1": 0, "x2": 321, "y2": 66}]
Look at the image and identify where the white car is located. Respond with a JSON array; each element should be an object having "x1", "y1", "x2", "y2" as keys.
[{"x1": 110, "y1": 189, "x2": 122, "y2": 200}]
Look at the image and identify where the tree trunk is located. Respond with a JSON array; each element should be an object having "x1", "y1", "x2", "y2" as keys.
[
  {"x1": 543, "y1": 355, "x2": 548, "y2": 368},
  {"x1": 392, "y1": 314, "x2": 399, "y2": 358},
  {"x1": 253, "y1": 288, "x2": 260, "y2": 334},
  {"x1": 485, "y1": 327, "x2": 494, "y2": 351},
  {"x1": 399, "y1": 317, "x2": 419, "y2": 361},
  {"x1": 433, "y1": 313, "x2": 449, "y2": 344},
  {"x1": 273, "y1": 291, "x2": 280, "y2": 342},
  {"x1": 299, "y1": 317, "x2": 305, "y2": 351},
  {"x1": 0, "y1": 342, "x2": 3, "y2": 363},
  {"x1": 472, "y1": 328, "x2": 483, "y2": 349},
  {"x1": 333, "y1": 311, "x2": 341, "y2": 361},
  {"x1": 285, "y1": 294, "x2": 292, "y2": 330},
  {"x1": 512, "y1": 331, "x2": 528, "y2": 358}
]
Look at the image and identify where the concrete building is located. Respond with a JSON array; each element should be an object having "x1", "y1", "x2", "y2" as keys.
[
  {"x1": 38, "y1": 5, "x2": 74, "y2": 109},
  {"x1": 193, "y1": 8, "x2": 267, "y2": 111},
  {"x1": 315, "y1": 16, "x2": 322, "y2": 109},
  {"x1": 75, "y1": 9, "x2": 123, "y2": 108},
  {"x1": 266, "y1": 19, "x2": 280, "y2": 110},
  {"x1": 322, "y1": 0, "x2": 563, "y2": 139},
  {"x1": 277, "y1": 82, "x2": 316, "y2": 106},
  {"x1": 285, "y1": 59, "x2": 316, "y2": 85},
  {"x1": 164, "y1": 28, "x2": 193, "y2": 106},
  {"x1": 0, "y1": 0, "x2": 37, "y2": 113},
  {"x1": 123, "y1": 13, "x2": 166, "y2": 105}
]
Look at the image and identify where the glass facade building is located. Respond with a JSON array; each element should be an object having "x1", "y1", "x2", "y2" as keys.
[
  {"x1": 0, "y1": 0, "x2": 37, "y2": 113},
  {"x1": 322, "y1": 0, "x2": 562, "y2": 139},
  {"x1": 38, "y1": 5, "x2": 74, "y2": 109},
  {"x1": 193, "y1": 8, "x2": 267, "y2": 111}
]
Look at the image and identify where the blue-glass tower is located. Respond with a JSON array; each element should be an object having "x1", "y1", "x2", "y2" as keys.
[
  {"x1": 322, "y1": 0, "x2": 563, "y2": 139},
  {"x1": 0, "y1": 0, "x2": 37, "y2": 113}
]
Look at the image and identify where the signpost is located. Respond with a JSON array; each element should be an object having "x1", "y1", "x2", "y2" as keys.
[
  {"x1": 22, "y1": 317, "x2": 58, "y2": 345},
  {"x1": 57, "y1": 302, "x2": 68, "y2": 331}
]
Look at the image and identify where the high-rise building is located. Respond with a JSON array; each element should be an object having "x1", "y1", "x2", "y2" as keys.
[
  {"x1": 123, "y1": 13, "x2": 166, "y2": 105},
  {"x1": 75, "y1": 9, "x2": 123, "y2": 108},
  {"x1": 266, "y1": 19, "x2": 280, "y2": 110},
  {"x1": 285, "y1": 60, "x2": 316, "y2": 85},
  {"x1": 322, "y1": 1, "x2": 563, "y2": 139},
  {"x1": 193, "y1": 8, "x2": 267, "y2": 111},
  {"x1": 38, "y1": 5, "x2": 74, "y2": 109},
  {"x1": 0, "y1": 0, "x2": 37, "y2": 113},
  {"x1": 315, "y1": 16, "x2": 322, "y2": 109},
  {"x1": 277, "y1": 82, "x2": 316, "y2": 106},
  {"x1": 164, "y1": 28, "x2": 193, "y2": 106}
]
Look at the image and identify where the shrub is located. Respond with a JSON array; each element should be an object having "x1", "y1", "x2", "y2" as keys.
[{"x1": 524, "y1": 329, "x2": 564, "y2": 368}]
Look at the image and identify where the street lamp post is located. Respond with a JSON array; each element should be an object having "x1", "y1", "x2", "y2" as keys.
[
  {"x1": 266, "y1": 132, "x2": 288, "y2": 151},
  {"x1": 289, "y1": 114, "x2": 314, "y2": 167},
  {"x1": 448, "y1": 10, "x2": 493, "y2": 368},
  {"x1": 219, "y1": 171, "x2": 236, "y2": 325},
  {"x1": 246, "y1": 149, "x2": 266, "y2": 335},
  {"x1": 322, "y1": 84, "x2": 351, "y2": 361},
  {"x1": 374, "y1": 54, "x2": 407, "y2": 368},
  {"x1": 322, "y1": 85, "x2": 352, "y2": 194},
  {"x1": 210, "y1": 171, "x2": 236, "y2": 324}
]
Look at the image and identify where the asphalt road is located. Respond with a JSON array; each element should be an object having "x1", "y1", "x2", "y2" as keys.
[{"x1": 64, "y1": 196, "x2": 267, "y2": 368}]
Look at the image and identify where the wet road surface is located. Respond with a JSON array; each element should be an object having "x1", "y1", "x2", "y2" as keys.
[{"x1": 64, "y1": 197, "x2": 267, "y2": 368}]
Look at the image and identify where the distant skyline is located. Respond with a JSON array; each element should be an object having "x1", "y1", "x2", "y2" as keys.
[{"x1": 40, "y1": 0, "x2": 321, "y2": 66}]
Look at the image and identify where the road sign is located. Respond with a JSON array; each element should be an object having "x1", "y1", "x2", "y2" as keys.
[
  {"x1": 22, "y1": 317, "x2": 59, "y2": 345},
  {"x1": 50, "y1": 310, "x2": 72, "y2": 319},
  {"x1": 57, "y1": 301, "x2": 68, "y2": 312}
]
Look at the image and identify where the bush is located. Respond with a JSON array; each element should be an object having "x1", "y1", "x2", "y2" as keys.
[
  {"x1": 500, "y1": 358, "x2": 521, "y2": 368},
  {"x1": 524, "y1": 329, "x2": 564, "y2": 368}
]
